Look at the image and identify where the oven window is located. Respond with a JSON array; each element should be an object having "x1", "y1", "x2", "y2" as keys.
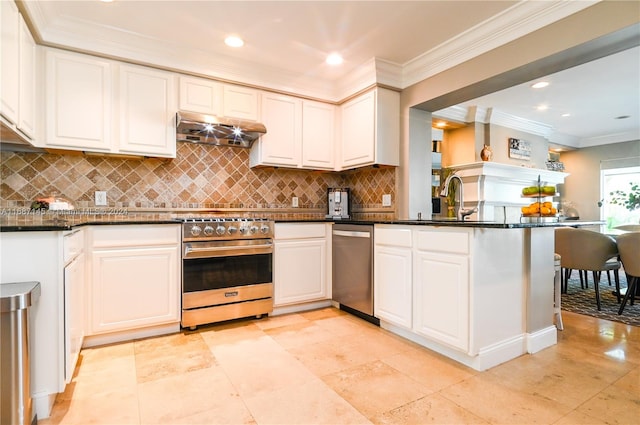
[{"x1": 183, "y1": 253, "x2": 272, "y2": 292}]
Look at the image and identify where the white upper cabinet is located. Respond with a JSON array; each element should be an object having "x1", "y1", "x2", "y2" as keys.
[
  {"x1": 18, "y1": 15, "x2": 36, "y2": 139},
  {"x1": 1, "y1": 0, "x2": 20, "y2": 124},
  {"x1": 223, "y1": 85, "x2": 259, "y2": 121},
  {"x1": 179, "y1": 76, "x2": 223, "y2": 115},
  {"x1": 118, "y1": 64, "x2": 177, "y2": 158},
  {"x1": 45, "y1": 49, "x2": 113, "y2": 151},
  {"x1": 1, "y1": 1, "x2": 37, "y2": 141},
  {"x1": 251, "y1": 95, "x2": 337, "y2": 170},
  {"x1": 339, "y1": 87, "x2": 399, "y2": 169},
  {"x1": 44, "y1": 48, "x2": 177, "y2": 157},
  {"x1": 302, "y1": 100, "x2": 335, "y2": 170},
  {"x1": 250, "y1": 92, "x2": 302, "y2": 168}
]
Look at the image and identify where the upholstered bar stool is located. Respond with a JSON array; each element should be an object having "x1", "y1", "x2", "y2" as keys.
[
  {"x1": 616, "y1": 232, "x2": 640, "y2": 315},
  {"x1": 554, "y1": 227, "x2": 621, "y2": 311},
  {"x1": 554, "y1": 253, "x2": 563, "y2": 330}
]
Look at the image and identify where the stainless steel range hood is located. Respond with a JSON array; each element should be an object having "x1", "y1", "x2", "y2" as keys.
[{"x1": 176, "y1": 111, "x2": 266, "y2": 148}]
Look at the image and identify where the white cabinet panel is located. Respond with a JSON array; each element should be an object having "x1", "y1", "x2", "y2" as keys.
[
  {"x1": 1, "y1": 2, "x2": 37, "y2": 141},
  {"x1": 64, "y1": 252, "x2": 85, "y2": 383},
  {"x1": 1, "y1": 0, "x2": 19, "y2": 124},
  {"x1": 179, "y1": 76, "x2": 223, "y2": 115},
  {"x1": 18, "y1": 14, "x2": 36, "y2": 139},
  {"x1": 274, "y1": 239, "x2": 327, "y2": 305},
  {"x1": 413, "y1": 251, "x2": 469, "y2": 351},
  {"x1": 339, "y1": 88, "x2": 399, "y2": 170},
  {"x1": 223, "y1": 85, "x2": 258, "y2": 120},
  {"x1": 302, "y1": 100, "x2": 335, "y2": 170},
  {"x1": 45, "y1": 49, "x2": 112, "y2": 151},
  {"x1": 374, "y1": 245, "x2": 412, "y2": 328},
  {"x1": 252, "y1": 92, "x2": 302, "y2": 167},
  {"x1": 90, "y1": 246, "x2": 179, "y2": 334},
  {"x1": 88, "y1": 224, "x2": 180, "y2": 335},
  {"x1": 118, "y1": 65, "x2": 177, "y2": 157},
  {"x1": 341, "y1": 91, "x2": 375, "y2": 168}
]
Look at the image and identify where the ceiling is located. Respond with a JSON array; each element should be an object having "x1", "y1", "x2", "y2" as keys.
[{"x1": 19, "y1": 0, "x2": 640, "y2": 149}]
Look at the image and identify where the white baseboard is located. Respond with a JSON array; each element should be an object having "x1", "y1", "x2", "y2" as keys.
[
  {"x1": 526, "y1": 326, "x2": 557, "y2": 353},
  {"x1": 380, "y1": 320, "x2": 536, "y2": 371},
  {"x1": 272, "y1": 300, "x2": 333, "y2": 316},
  {"x1": 82, "y1": 322, "x2": 180, "y2": 348},
  {"x1": 33, "y1": 391, "x2": 56, "y2": 420}
]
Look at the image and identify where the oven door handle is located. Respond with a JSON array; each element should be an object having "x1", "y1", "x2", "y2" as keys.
[{"x1": 183, "y1": 243, "x2": 273, "y2": 258}]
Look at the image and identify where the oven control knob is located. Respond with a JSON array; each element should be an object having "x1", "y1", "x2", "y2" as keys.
[
  {"x1": 250, "y1": 225, "x2": 259, "y2": 234},
  {"x1": 216, "y1": 225, "x2": 226, "y2": 236},
  {"x1": 260, "y1": 224, "x2": 270, "y2": 234},
  {"x1": 190, "y1": 225, "x2": 202, "y2": 236},
  {"x1": 227, "y1": 226, "x2": 238, "y2": 235},
  {"x1": 203, "y1": 225, "x2": 214, "y2": 236}
]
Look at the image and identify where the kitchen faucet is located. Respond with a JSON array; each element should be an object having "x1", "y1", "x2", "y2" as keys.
[{"x1": 440, "y1": 173, "x2": 477, "y2": 220}]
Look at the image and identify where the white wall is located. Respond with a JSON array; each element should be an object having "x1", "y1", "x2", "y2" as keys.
[{"x1": 560, "y1": 140, "x2": 640, "y2": 220}]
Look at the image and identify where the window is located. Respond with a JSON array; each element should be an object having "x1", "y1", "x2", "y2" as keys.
[{"x1": 600, "y1": 165, "x2": 640, "y2": 232}]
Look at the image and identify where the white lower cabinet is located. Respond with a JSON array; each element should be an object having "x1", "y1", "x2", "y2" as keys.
[
  {"x1": 412, "y1": 251, "x2": 469, "y2": 351},
  {"x1": 374, "y1": 225, "x2": 471, "y2": 351},
  {"x1": 274, "y1": 223, "x2": 330, "y2": 307},
  {"x1": 374, "y1": 226, "x2": 412, "y2": 328},
  {"x1": 64, "y1": 251, "x2": 85, "y2": 383},
  {"x1": 88, "y1": 225, "x2": 180, "y2": 336}
]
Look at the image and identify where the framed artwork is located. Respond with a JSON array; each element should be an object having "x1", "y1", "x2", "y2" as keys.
[{"x1": 509, "y1": 137, "x2": 531, "y2": 160}]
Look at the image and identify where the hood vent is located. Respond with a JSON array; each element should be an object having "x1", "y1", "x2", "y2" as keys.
[{"x1": 176, "y1": 111, "x2": 266, "y2": 148}]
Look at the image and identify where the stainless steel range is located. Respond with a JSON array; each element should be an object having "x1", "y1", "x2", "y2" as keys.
[{"x1": 180, "y1": 217, "x2": 274, "y2": 329}]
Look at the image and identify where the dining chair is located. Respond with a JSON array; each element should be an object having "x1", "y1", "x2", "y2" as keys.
[
  {"x1": 616, "y1": 232, "x2": 640, "y2": 315},
  {"x1": 554, "y1": 227, "x2": 621, "y2": 311}
]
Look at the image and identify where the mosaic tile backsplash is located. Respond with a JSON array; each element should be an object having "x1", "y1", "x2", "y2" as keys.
[{"x1": 1, "y1": 142, "x2": 396, "y2": 215}]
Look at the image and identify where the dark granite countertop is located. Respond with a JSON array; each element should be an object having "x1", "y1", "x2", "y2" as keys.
[
  {"x1": 278, "y1": 218, "x2": 604, "y2": 229},
  {"x1": 0, "y1": 209, "x2": 603, "y2": 232}
]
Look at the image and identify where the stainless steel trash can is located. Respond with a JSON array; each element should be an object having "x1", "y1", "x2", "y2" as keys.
[{"x1": 1, "y1": 281, "x2": 41, "y2": 425}]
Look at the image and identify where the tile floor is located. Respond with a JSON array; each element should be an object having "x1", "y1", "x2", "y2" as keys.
[{"x1": 41, "y1": 308, "x2": 640, "y2": 424}]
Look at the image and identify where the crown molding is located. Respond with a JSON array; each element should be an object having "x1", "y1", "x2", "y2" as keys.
[
  {"x1": 401, "y1": 0, "x2": 598, "y2": 88},
  {"x1": 577, "y1": 130, "x2": 640, "y2": 148}
]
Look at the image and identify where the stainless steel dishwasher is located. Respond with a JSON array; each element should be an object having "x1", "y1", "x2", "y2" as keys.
[{"x1": 332, "y1": 224, "x2": 377, "y2": 323}]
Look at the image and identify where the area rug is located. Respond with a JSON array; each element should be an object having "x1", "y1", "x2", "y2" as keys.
[{"x1": 561, "y1": 272, "x2": 640, "y2": 327}]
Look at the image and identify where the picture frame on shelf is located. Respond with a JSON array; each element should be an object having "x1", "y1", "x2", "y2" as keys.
[{"x1": 509, "y1": 137, "x2": 531, "y2": 160}]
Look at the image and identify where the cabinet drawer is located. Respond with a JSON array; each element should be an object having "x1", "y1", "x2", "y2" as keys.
[
  {"x1": 91, "y1": 224, "x2": 180, "y2": 248},
  {"x1": 63, "y1": 229, "x2": 85, "y2": 264},
  {"x1": 415, "y1": 229, "x2": 470, "y2": 255},
  {"x1": 275, "y1": 223, "x2": 327, "y2": 239},
  {"x1": 375, "y1": 226, "x2": 412, "y2": 247}
]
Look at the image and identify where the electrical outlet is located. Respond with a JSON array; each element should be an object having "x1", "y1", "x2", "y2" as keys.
[
  {"x1": 95, "y1": 191, "x2": 107, "y2": 206},
  {"x1": 382, "y1": 194, "x2": 392, "y2": 207},
  {"x1": 292, "y1": 197, "x2": 299, "y2": 208}
]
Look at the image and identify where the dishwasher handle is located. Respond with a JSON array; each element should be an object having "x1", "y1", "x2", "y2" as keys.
[{"x1": 333, "y1": 230, "x2": 371, "y2": 238}]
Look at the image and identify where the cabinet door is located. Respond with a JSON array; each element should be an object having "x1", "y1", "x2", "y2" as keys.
[
  {"x1": 179, "y1": 76, "x2": 223, "y2": 115},
  {"x1": 1, "y1": 0, "x2": 19, "y2": 124},
  {"x1": 90, "y1": 246, "x2": 179, "y2": 334},
  {"x1": 340, "y1": 91, "x2": 375, "y2": 168},
  {"x1": 64, "y1": 253, "x2": 85, "y2": 383},
  {"x1": 223, "y1": 85, "x2": 258, "y2": 120},
  {"x1": 45, "y1": 50, "x2": 112, "y2": 151},
  {"x1": 119, "y1": 65, "x2": 177, "y2": 157},
  {"x1": 374, "y1": 245, "x2": 412, "y2": 328},
  {"x1": 255, "y1": 93, "x2": 302, "y2": 167},
  {"x1": 18, "y1": 14, "x2": 36, "y2": 139},
  {"x1": 302, "y1": 100, "x2": 335, "y2": 170},
  {"x1": 274, "y1": 239, "x2": 327, "y2": 305},
  {"x1": 413, "y1": 251, "x2": 469, "y2": 351}
]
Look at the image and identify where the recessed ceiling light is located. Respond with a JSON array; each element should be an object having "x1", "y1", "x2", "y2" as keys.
[
  {"x1": 531, "y1": 81, "x2": 549, "y2": 89},
  {"x1": 224, "y1": 36, "x2": 244, "y2": 48},
  {"x1": 561, "y1": 113, "x2": 571, "y2": 117},
  {"x1": 435, "y1": 121, "x2": 447, "y2": 128},
  {"x1": 536, "y1": 105, "x2": 548, "y2": 111},
  {"x1": 326, "y1": 53, "x2": 343, "y2": 66},
  {"x1": 615, "y1": 115, "x2": 630, "y2": 120},
  {"x1": 99, "y1": 0, "x2": 114, "y2": 3}
]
